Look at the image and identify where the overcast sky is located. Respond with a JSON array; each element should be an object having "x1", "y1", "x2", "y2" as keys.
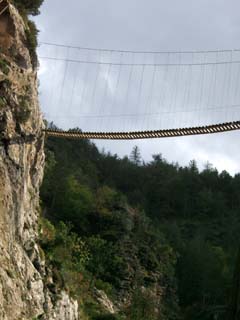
[{"x1": 34, "y1": 0, "x2": 240, "y2": 175}]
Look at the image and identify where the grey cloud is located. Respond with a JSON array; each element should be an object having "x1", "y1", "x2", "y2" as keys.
[{"x1": 34, "y1": 0, "x2": 240, "y2": 174}]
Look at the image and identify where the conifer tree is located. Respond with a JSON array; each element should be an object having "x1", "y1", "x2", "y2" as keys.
[{"x1": 130, "y1": 146, "x2": 141, "y2": 166}]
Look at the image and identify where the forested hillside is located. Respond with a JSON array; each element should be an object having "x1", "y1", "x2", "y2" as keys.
[
  {"x1": 40, "y1": 135, "x2": 240, "y2": 320},
  {"x1": 5, "y1": 0, "x2": 239, "y2": 319}
]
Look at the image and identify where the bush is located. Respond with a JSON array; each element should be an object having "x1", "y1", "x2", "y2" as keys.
[
  {"x1": 95, "y1": 279, "x2": 113, "y2": 297},
  {"x1": 40, "y1": 220, "x2": 90, "y2": 296},
  {"x1": 0, "y1": 59, "x2": 10, "y2": 75},
  {"x1": 39, "y1": 218, "x2": 56, "y2": 244},
  {"x1": 25, "y1": 20, "x2": 39, "y2": 68}
]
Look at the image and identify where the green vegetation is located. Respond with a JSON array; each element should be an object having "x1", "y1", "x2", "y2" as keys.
[
  {"x1": 40, "y1": 219, "x2": 90, "y2": 297},
  {"x1": 0, "y1": 58, "x2": 10, "y2": 75},
  {"x1": 10, "y1": 0, "x2": 43, "y2": 67},
  {"x1": 12, "y1": 0, "x2": 44, "y2": 16},
  {"x1": 25, "y1": 20, "x2": 39, "y2": 67},
  {"x1": 41, "y1": 138, "x2": 240, "y2": 320},
  {"x1": 41, "y1": 138, "x2": 179, "y2": 319},
  {"x1": 40, "y1": 135, "x2": 240, "y2": 319},
  {"x1": 10, "y1": 0, "x2": 238, "y2": 317}
]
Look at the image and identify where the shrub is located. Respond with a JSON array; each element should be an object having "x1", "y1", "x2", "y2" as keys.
[
  {"x1": 40, "y1": 220, "x2": 90, "y2": 296},
  {"x1": 25, "y1": 21, "x2": 39, "y2": 68},
  {"x1": 39, "y1": 218, "x2": 56, "y2": 244},
  {"x1": 0, "y1": 59, "x2": 10, "y2": 75},
  {"x1": 95, "y1": 279, "x2": 113, "y2": 297}
]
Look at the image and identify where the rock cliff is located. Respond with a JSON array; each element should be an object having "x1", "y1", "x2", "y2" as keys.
[{"x1": 0, "y1": 1, "x2": 78, "y2": 319}]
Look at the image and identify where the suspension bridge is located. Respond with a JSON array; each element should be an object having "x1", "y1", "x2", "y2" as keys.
[{"x1": 38, "y1": 43, "x2": 240, "y2": 140}]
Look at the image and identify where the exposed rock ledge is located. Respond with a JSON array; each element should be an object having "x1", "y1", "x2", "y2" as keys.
[{"x1": 0, "y1": 1, "x2": 78, "y2": 319}]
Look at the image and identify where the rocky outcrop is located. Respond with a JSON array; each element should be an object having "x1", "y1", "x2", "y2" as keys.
[
  {"x1": 93, "y1": 289, "x2": 118, "y2": 314},
  {"x1": 0, "y1": 1, "x2": 78, "y2": 319},
  {"x1": 44, "y1": 292, "x2": 79, "y2": 320}
]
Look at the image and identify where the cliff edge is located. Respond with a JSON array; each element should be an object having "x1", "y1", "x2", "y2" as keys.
[{"x1": 0, "y1": 1, "x2": 78, "y2": 319}]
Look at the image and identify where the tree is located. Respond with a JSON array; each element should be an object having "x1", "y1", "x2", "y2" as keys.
[
  {"x1": 96, "y1": 186, "x2": 123, "y2": 215},
  {"x1": 41, "y1": 133, "x2": 240, "y2": 319},
  {"x1": 130, "y1": 146, "x2": 141, "y2": 166},
  {"x1": 152, "y1": 154, "x2": 164, "y2": 165},
  {"x1": 128, "y1": 288, "x2": 158, "y2": 320},
  {"x1": 55, "y1": 175, "x2": 94, "y2": 233},
  {"x1": 189, "y1": 160, "x2": 199, "y2": 174},
  {"x1": 177, "y1": 236, "x2": 229, "y2": 317},
  {"x1": 12, "y1": 0, "x2": 44, "y2": 15},
  {"x1": 226, "y1": 247, "x2": 240, "y2": 320}
]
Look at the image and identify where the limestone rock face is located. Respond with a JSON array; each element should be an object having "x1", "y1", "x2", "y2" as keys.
[
  {"x1": 45, "y1": 292, "x2": 79, "y2": 320},
  {"x1": 0, "y1": 1, "x2": 78, "y2": 319}
]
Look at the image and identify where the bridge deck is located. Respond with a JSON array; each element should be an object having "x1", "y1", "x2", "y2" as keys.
[{"x1": 44, "y1": 121, "x2": 240, "y2": 140}]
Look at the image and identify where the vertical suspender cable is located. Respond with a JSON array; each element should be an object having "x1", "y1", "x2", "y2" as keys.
[
  {"x1": 225, "y1": 50, "x2": 233, "y2": 121},
  {"x1": 212, "y1": 51, "x2": 218, "y2": 124},
  {"x1": 198, "y1": 53, "x2": 206, "y2": 127},
  {"x1": 185, "y1": 52, "x2": 194, "y2": 128},
  {"x1": 90, "y1": 50, "x2": 102, "y2": 131},
  {"x1": 48, "y1": 44, "x2": 58, "y2": 115},
  {"x1": 69, "y1": 51, "x2": 81, "y2": 123},
  {"x1": 207, "y1": 54, "x2": 214, "y2": 108},
  {"x1": 109, "y1": 52, "x2": 123, "y2": 131},
  {"x1": 147, "y1": 53, "x2": 157, "y2": 130},
  {"x1": 220, "y1": 53, "x2": 228, "y2": 124},
  {"x1": 234, "y1": 57, "x2": 240, "y2": 122},
  {"x1": 124, "y1": 52, "x2": 134, "y2": 132},
  {"x1": 182, "y1": 62, "x2": 190, "y2": 129},
  {"x1": 58, "y1": 47, "x2": 69, "y2": 124},
  {"x1": 136, "y1": 55, "x2": 145, "y2": 131},
  {"x1": 100, "y1": 51, "x2": 112, "y2": 131},
  {"x1": 158, "y1": 52, "x2": 170, "y2": 129},
  {"x1": 79, "y1": 49, "x2": 90, "y2": 130},
  {"x1": 171, "y1": 52, "x2": 181, "y2": 129}
]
